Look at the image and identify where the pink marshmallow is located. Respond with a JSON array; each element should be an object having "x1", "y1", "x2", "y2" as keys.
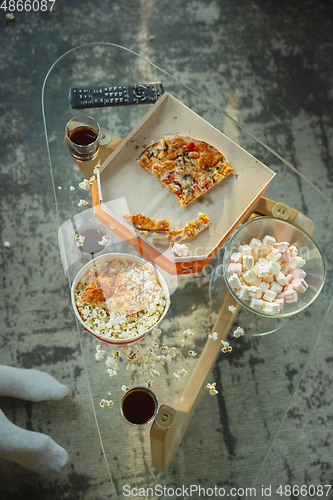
[
  {"x1": 281, "y1": 251, "x2": 292, "y2": 262},
  {"x1": 274, "y1": 241, "x2": 289, "y2": 253},
  {"x1": 228, "y1": 263, "x2": 242, "y2": 277},
  {"x1": 292, "y1": 268, "x2": 306, "y2": 279}
]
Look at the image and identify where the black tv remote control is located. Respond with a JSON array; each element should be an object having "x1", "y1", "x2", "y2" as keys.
[{"x1": 69, "y1": 83, "x2": 164, "y2": 109}]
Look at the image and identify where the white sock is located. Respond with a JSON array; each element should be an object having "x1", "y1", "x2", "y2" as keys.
[
  {"x1": 0, "y1": 366, "x2": 68, "y2": 401},
  {"x1": 0, "y1": 410, "x2": 69, "y2": 473}
]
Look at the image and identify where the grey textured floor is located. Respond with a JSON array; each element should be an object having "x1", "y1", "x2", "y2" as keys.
[{"x1": 1, "y1": 1, "x2": 333, "y2": 499}]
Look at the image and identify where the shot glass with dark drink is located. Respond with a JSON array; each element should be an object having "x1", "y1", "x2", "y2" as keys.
[
  {"x1": 65, "y1": 116, "x2": 100, "y2": 162},
  {"x1": 121, "y1": 387, "x2": 158, "y2": 426}
]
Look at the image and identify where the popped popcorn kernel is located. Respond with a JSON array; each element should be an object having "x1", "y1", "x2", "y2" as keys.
[
  {"x1": 188, "y1": 350, "x2": 197, "y2": 357},
  {"x1": 151, "y1": 369, "x2": 160, "y2": 377},
  {"x1": 178, "y1": 338, "x2": 186, "y2": 347},
  {"x1": 107, "y1": 368, "x2": 118, "y2": 377},
  {"x1": 168, "y1": 347, "x2": 177, "y2": 358},
  {"x1": 160, "y1": 345, "x2": 169, "y2": 352},
  {"x1": 95, "y1": 344, "x2": 106, "y2": 361},
  {"x1": 208, "y1": 332, "x2": 218, "y2": 340},
  {"x1": 206, "y1": 382, "x2": 218, "y2": 395},
  {"x1": 79, "y1": 179, "x2": 90, "y2": 190},
  {"x1": 126, "y1": 363, "x2": 136, "y2": 372},
  {"x1": 75, "y1": 234, "x2": 85, "y2": 248},
  {"x1": 121, "y1": 385, "x2": 129, "y2": 392},
  {"x1": 70, "y1": 185, "x2": 75, "y2": 191},
  {"x1": 228, "y1": 305, "x2": 237, "y2": 314},
  {"x1": 183, "y1": 329, "x2": 195, "y2": 338},
  {"x1": 233, "y1": 326, "x2": 244, "y2": 338},
  {"x1": 151, "y1": 328, "x2": 162, "y2": 337},
  {"x1": 221, "y1": 340, "x2": 232, "y2": 353},
  {"x1": 173, "y1": 368, "x2": 187, "y2": 381},
  {"x1": 89, "y1": 175, "x2": 96, "y2": 185},
  {"x1": 3, "y1": 241, "x2": 11, "y2": 249},
  {"x1": 98, "y1": 235, "x2": 108, "y2": 246},
  {"x1": 78, "y1": 199, "x2": 89, "y2": 207},
  {"x1": 99, "y1": 399, "x2": 114, "y2": 408},
  {"x1": 57, "y1": 186, "x2": 62, "y2": 190},
  {"x1": 93, "y1": 164, "x2": 100, "y2": 176}
]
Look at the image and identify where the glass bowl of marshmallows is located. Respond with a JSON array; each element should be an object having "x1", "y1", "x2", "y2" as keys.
[{"x1": 223, "y1": 217, "x2": 326, "y2": 318}]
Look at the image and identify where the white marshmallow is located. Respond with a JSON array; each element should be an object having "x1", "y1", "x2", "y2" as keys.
[
  {"x1": 242, "y1": 254, "x2": 254, "y2": 269},
  {"x1": 284, "y1": 289, "x2": 298, "y2": 303},
  {"x1": 236, "y1": 286, "x2": 250, "y2": 301},
  {"x1": 292, "y1": 278, "x2": 308, "y2": 293},
  {"x1": 249, "y1": 238, "x2": 262, "y2": 248},
  {"x1": 263, "y1": 289, "x2": 277, "y2": 302},
  {"x1": 258, "y1": 258, "x2": 268, "y2": 265},
  {"x1": 230, "y1": 252, "x2": 242, "y2": 263},
  {"x1": 262, "y1": 301, "x2": 280, "y2": 315},
  {"x1": 270, "y1": 281, "x2": 283, "y2": 295},
  {"x1": 248, "y1": 286, "x2": 263, "y2": 299},
  {"x1": 276, "y1": 272, "x2": 288, "y2": 286},
  {"x1": 289, "y1": 256, "x2": 306, "y2": 269},
  {"x1": 292, "y1": 268, "x2": 306, "y2": 280},
  {"x1": 252, "y1": 277, "x2": 262, "y2": 287},
  {"x1": 242, "y1": 268, "x2": 257, "y2": 284},
  {"x1": 228, "y1": 273, "x2": 242, "y2": 290},
  {"x1": 257, "y1": 264, "x2": 270, "y2": 278},
  {"x1": 239, "y1": 244, "x2": 252, "y2": 255},
  {"x1": 268, "y1": 261, "x2": 281, "y2": 275},
  {"x1": 266, "y1": 249, "x2": 282, "y2": 262},
  {"x1": 250, "y1": 298, "x2": 264, "y2": 311},
  {"x1": 262, "y1": 235, "x2": 276, "y2": 247},
  {"x1": 259, "y1": 281, "x2": 270, "y2": 292}
]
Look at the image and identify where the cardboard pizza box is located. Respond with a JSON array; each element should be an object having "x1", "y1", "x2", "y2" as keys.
[{"x1": 92, "y1": 92, "x2": 275, "y2": 275}]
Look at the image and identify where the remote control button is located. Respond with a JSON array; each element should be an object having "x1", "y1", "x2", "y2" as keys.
[
  {"x1": 105, "y1": 92, "x2": 109, "y2": 97},
  {"x1": 104, "y1": 98, "x2": 110, "y2": 104}
]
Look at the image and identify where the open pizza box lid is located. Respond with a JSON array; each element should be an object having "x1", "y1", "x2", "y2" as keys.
[{"x1": 92, "y1": 92, "x2": 275, "y2": 275}]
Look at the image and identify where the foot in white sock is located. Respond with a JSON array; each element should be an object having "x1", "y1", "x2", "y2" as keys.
[
  {"x1": 0, "y1": 410, "x2": 69, "y2": 473},
  {"x1": 0, "y1": 366, "x2": 68, "y2": 402}
]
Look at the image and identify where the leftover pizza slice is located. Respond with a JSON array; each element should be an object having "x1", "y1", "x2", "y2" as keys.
[{"x1": 137, "y1": 134, "x2": 234, "y2": 206}]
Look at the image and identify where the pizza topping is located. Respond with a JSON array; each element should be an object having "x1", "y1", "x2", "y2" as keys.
[{"x1": 137, "y1": 134, "x2": 235, "y2": 206}]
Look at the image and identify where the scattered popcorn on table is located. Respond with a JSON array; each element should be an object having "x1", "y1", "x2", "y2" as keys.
[
  {"x1": 126, "y1": 363, "x2": 136, "y2": 372},
  {"x1": 151, "y1": 369, "x2": 160, "y2": 377},
  {"x1": 227, "y1": 235, "x2": 308, "y2": 314},
  {"x1": 107, "y1": 368, "x2": 118, "y2": 377},
  {"x1": 188, "y1": 350, "x2": 197, "y2": 357},
  {"x1": 221, "y1": 340, "x2": 232, "y2": 353},
  {"x1": 70, "y1": 185, "x2": 75, "y2": 191},
  {"x1": 178, "y1": 338, "x2": 186, "y2": 347},
  {"x1": 93, "y1": 165, "x2": 100, "y2": 176},
  {"x1": 57, "y1": 186, "x2": 62, "y2": 190},
  {"x1": 174, "y1": 368, "x2": 187, "y2": 381},
  {"x1": 121, "y1": 385, "x2": 129, "y2": 392},
  {"x1": 75, "y1": 234, "x2": 85, "y2": 248},
  {"x1": 151, "y1": 327, "x2": 162, "y2": 337},
  {"x1": 89, "y1": 175, "x2": 96, "y2": 185},
  {"x1": 206, "y1": 382, "x2": 218, "y2": 395},
  {"x1": 79, "y1": 179, "x2": 90, "y2": 190},
  {"x1": 3, "y1": 241, "x2": 11, "y2": 249},
  {"x1": 228, "y1": 305, "x2": 237, "y2": 314},
  {"x1": 78, "y1": 199, "x2": 89, "y2": 207},
  {"x1": 172, "y1": 243, "x2": 189, "y2": 257},
  {"x1": 99, "y1": 399, "x2": 114, "y2": 408},
  {"x1": 98, "y1": 235, "x2": 108, "y2": 246},
  {"x1": 208, "y1": 332, "x2": 218, "y2": 340},
  {"x1": 183, "y1": 329, "x2": 195, "y2": 338},
  {"x1": 95, "y1": 344, "x2": 106, "y2": 361},
  {"x1": 233, "y1": 326, "x2": 244, "y2": 338}
]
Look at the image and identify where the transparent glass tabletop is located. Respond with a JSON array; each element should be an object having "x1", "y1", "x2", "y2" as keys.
[{"x1": 42, "y1": 43, "x2": 333, "y2": 497}]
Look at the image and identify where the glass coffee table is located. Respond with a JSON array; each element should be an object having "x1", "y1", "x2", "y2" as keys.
[{"x1": 42, "y1": 43, "x2": 333, "y2": 497}]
